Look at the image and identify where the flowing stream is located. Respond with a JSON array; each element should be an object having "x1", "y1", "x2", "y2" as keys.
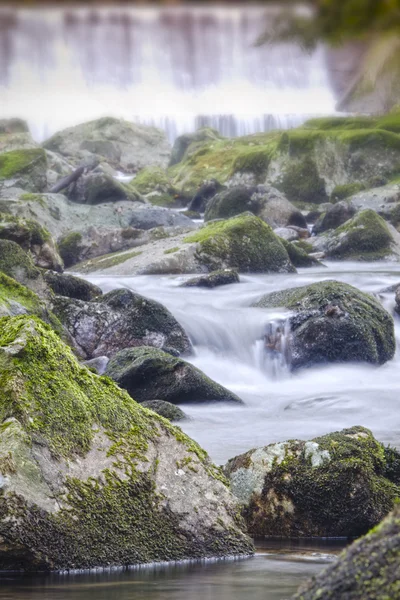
[{"x1": 0, "y1": 4, "x2": 336, "y2": 141}]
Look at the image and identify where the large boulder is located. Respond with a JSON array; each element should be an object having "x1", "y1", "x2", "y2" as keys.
[
  {"x1": 0, "y1": 316, "x2": 253, "y2": 571},
  {"x1": 225, "y1": 426, "x2": 400, "y2": 538},
  {"x1": 312, "y1": 200, "x2": 357, "y2": 234},
  {"x1": 253, "y1": 280, "x2": 395, "y2": 370},
  {"x1": 293, "y1": 504, "x2": 400, "y2": 599},
  {"x1": 105, "y1": 346, "x2": 242, "y2": 405},
  {"x1": 0, "y1": 148, "x2": 47, "y2": 193},
  {"x1": 0, "y1": 213, "x2": 63, "y2": 272},
  {"x1": 169, "y1": 127, "x2": 223, "y2": 167},
  {"x1": 185, "y1": 213, "x2": 296, "y2": 274},
  {"x1": 43, "y1": 117, "x2": 171, "y2": 172},
  {"x1": 204, "y1": 185, "x2": 307, "y2": 229},
  {"x1": 311, "y1": 209, "x2": 396, "y2": 260},
  {"x1": 52, "y1": 287, "x2": 192, "y2": 359}
]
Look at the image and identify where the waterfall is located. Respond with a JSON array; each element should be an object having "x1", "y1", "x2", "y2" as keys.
[{"x1": 0, "y1": 4, "x2": 337, "y2": 143}]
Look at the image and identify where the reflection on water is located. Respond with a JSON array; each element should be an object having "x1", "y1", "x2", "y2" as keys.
[{"x1": 0, "y1": 543, "x2": 343, "y2": 600}]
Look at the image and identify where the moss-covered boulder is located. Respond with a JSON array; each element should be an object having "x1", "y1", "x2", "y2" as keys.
[
  {"x1": 130, "y1": 167, "x2": 185, "y2": 207},
  {"x1": 52, "y1": 287, "x2": 192, "y2": 359},
  {"x1": 0, "y1": 315, "x2": 253, "y2": 571},
  {"x1": 169, "y1": 127, "x2": 223, "y2": 167},
  {"x1": 293, "y1": 504, "x2": 400, "y2": 600},
  {"x1": 312, "y1": 200, "x2": 356, "y2": 235},
  {"x1": 181, "y1": 269, "x2": 239, "y2": 288},
  {"x1": 0, "y1": 271, "x2": 45, "y2": 319},
  {"x1": 0, "y1": 213, "x2": 63, "y2": 272},
  {"x1": 204, "y1": 185, "x2": 306, "y2": 229},
  {"x1": 0, "y1": 148, "x2": 47, "y2": 192},
  {"x1": 185, "y1": 214, "x2": 296, "y2": 274},
  {"x1": 105, "y1": 346, "x2": 242, "y2": 405},
  {"x1": 43, "y1": 271, "x2": 102, "y2": 301},
  {"x1": 313, "y1": 209, "x2": 395, "y2": 260},
  {"x1": 225, "y1": 426, "x2": 400, "y2": 538},
  {"x1": 141, "y1": 400, "x2": 187, "y2": 422},
  {"x1": 277, "y1": 155, "x2": 328, "y2": 205},
  {"x1": 43, "y1": 117, "x2": 171, "y2": 171},
  {"x1": 253, "y1": 280, "x2": 395, "y2": 370},
  {"x1": 0, "y1": 240, "x2": 41, "y2": 285},
  {"x1": 68, "y1": 171, "x2": 142, "y2": 205}
]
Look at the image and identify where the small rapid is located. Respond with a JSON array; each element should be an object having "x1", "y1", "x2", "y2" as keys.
[{"x1": 88, "y1": 262, "x2": 400, "y2": 465}]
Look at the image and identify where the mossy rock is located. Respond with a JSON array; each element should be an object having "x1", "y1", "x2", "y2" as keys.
[
  {"x1": 141, "y1": 400, "x2": 187, "y2": 422},
  {"x1": 105, "y1": 346, "x2": 242, "y2": 405},
  {"x1": 52, "y1": 287, "x2": 192, "y2": 359},
  {"x1": 0, "y1": 240, "x2": 41, "y2": 284},
  {"x1": 132, "y1": 167, "x2": 173, "y2": 196},
  {"x1": 0, "y1": 315, "x2": 253, "y2": 570},
  {"x1": 0, "y1": 271, "x2": 44, "y2": 319},
  {"x1": 280, "y1": 239, "x2": 321, "y2": 268},
  {"x1": 322, "y1": 209, "x2": 394, "y2": 260},
  {"x1": 169, "y1": 127, "x2": 223, "y2": 167},
  {"x1": 68, "y1": 172, "x2": 142, "y2": 205},
  {"x1": 57, "y1": 232, "x2": 84, "y2": 268},
  {"x1": 43, "y1": 271, "x2": 102, "y2": 301},
  {"x1": 0, "y1": 213, "x2": 63, "y2": 272},
  {"x1": 278, "y1": 155, "x2": 328, "y2": 205},
  {"x1": 0, "y1": 148, "x2": 47, "y2": 192},
  {"x1": 292, "y1": 504, "x2": 400, "y2": 599},
  {"x1": 185, "y1": 213, "x2": 296, "y2": 274},
  {"x1": 253, "y1": 280, "x2": 395, "y2": 370},
  {"x1": 225, "y1": 426, "x2": 400, "y2": 538},
  {"x1": 181, "y1": 269, "x2": 240, "y2": 288}
]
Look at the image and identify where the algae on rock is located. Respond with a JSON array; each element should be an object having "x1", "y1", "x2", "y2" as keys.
[
  {"x1": 225, "y1": 426, "x2": 400, "y2": 538},
  {"x1": 0, "y1": 315, "x2": 253, "y2": 571}
]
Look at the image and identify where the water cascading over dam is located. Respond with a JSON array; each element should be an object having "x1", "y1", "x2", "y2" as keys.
[{"x1": 0, "y1": 4, "x2": 336, "y2": 142}]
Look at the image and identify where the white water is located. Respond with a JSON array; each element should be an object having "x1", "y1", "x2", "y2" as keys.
[
  {"x1": 0, "y1": 4, "x2": 336, "y2": 142},
  {"x1": 88, "y1": 261, "x2": 400, "y2": 465}
]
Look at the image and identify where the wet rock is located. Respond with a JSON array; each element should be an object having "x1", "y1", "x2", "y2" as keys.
[
  {"x1": 0, "y1": 213, "x2": 63, "y2": 272},
  {"x1": 205, "y1": 185, "x2": 307, "y2": 229},
  {"x1": 43, "y1": 271, "x2": 102, "y2": 301},
  {"x1": 43, "y1": 117, "x2": 171, "y2": 172},
  {"x1": 181, "y1": 269, "x2": 239, "y2": 288},
  {"x1": 0, "y1": 316, "x2": 253, "y2": 571},
  {"x1": 52, "y1": 287, "x2": 192, "y2": 359},
  {"x1": 311, "y1": 209, "x2": 396, "y2": 260},
  {"x1": 225, "y1": 426, "x2": 400, "y2": 537},
  {"x1": 292, "y1": 504, "x2": 400, "y2": 599},
  {"x1": 253, "y1": 280, "x2": 395, "y2": 370},
  {"x1": 0, "y1": 148, "x2": 47, "y2": 193},
  {"x1": 187, "y1": 213, "x2": 296, "y2": 274},
  {"x1": 312, "y1": 200, "x2": 357, "y2": 234},
  {"x1": 141, "y1": 400, "x2": 187, "y2": 422},
  {"x1": 188, "y1": 179, "x2": 225, "y2": 213},
  {"x1": 67, "y1": 171, "x2": 142, "y2": 205},
  {"x1": 280, "y1": 239, "x2": 322, "y2": 268},
  {"x1": 105, "y1": 346, "x2": 242, "y2": 405}
]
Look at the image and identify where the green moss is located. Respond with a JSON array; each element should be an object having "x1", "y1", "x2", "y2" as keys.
[
  {"x1": 58, "y1": 232, "x2": 83, "y2": 268},
  {"x1": 132, "y1": 167, "x2": 172, "y2": 195},
  {"x1": 280, "y1": 239, "x2": 320, "y2": 267},
  {"x1": 293, "y1": 240, "x2": 314, "y2": 254},
  {"x1": 0, "y1": 149, "x2": 46, "y2": 180},
  {"x1": 231, "y1": 426, "x2": 400, "y2": 538},
  {"x1": 0, "y1": 212, "x2": 51, "y2": 247},
  {"x1": 328, "y1": 209, "x2": 393, "y2": 260},
  {"x1": 303, "y1": 116, "x2": 378, "y2": 131},
  {"x1": 0, "y1": 271, "x2": 43, "y2": 316},
  {"x1": 278, "y1": 155, "x2": 328, "y2": 204},
  {"x1": 164, "y1": 247, "x2": 180, "y2": 255},
  {"x1": 0, "y1": 240, "x2": 40, "y2": 281},
  {"x1": 331, "y1": 182, "x2": 366, "y2": 202},
  {"x1": 230, "y1": 148, "x2": 271, "y2": 180},
  {"x1": 0, "y1": 316, "x2": 252, "y2": 569},
  {"x1": 184, "y1": 213, "x2": 295, "y2": 273}
]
